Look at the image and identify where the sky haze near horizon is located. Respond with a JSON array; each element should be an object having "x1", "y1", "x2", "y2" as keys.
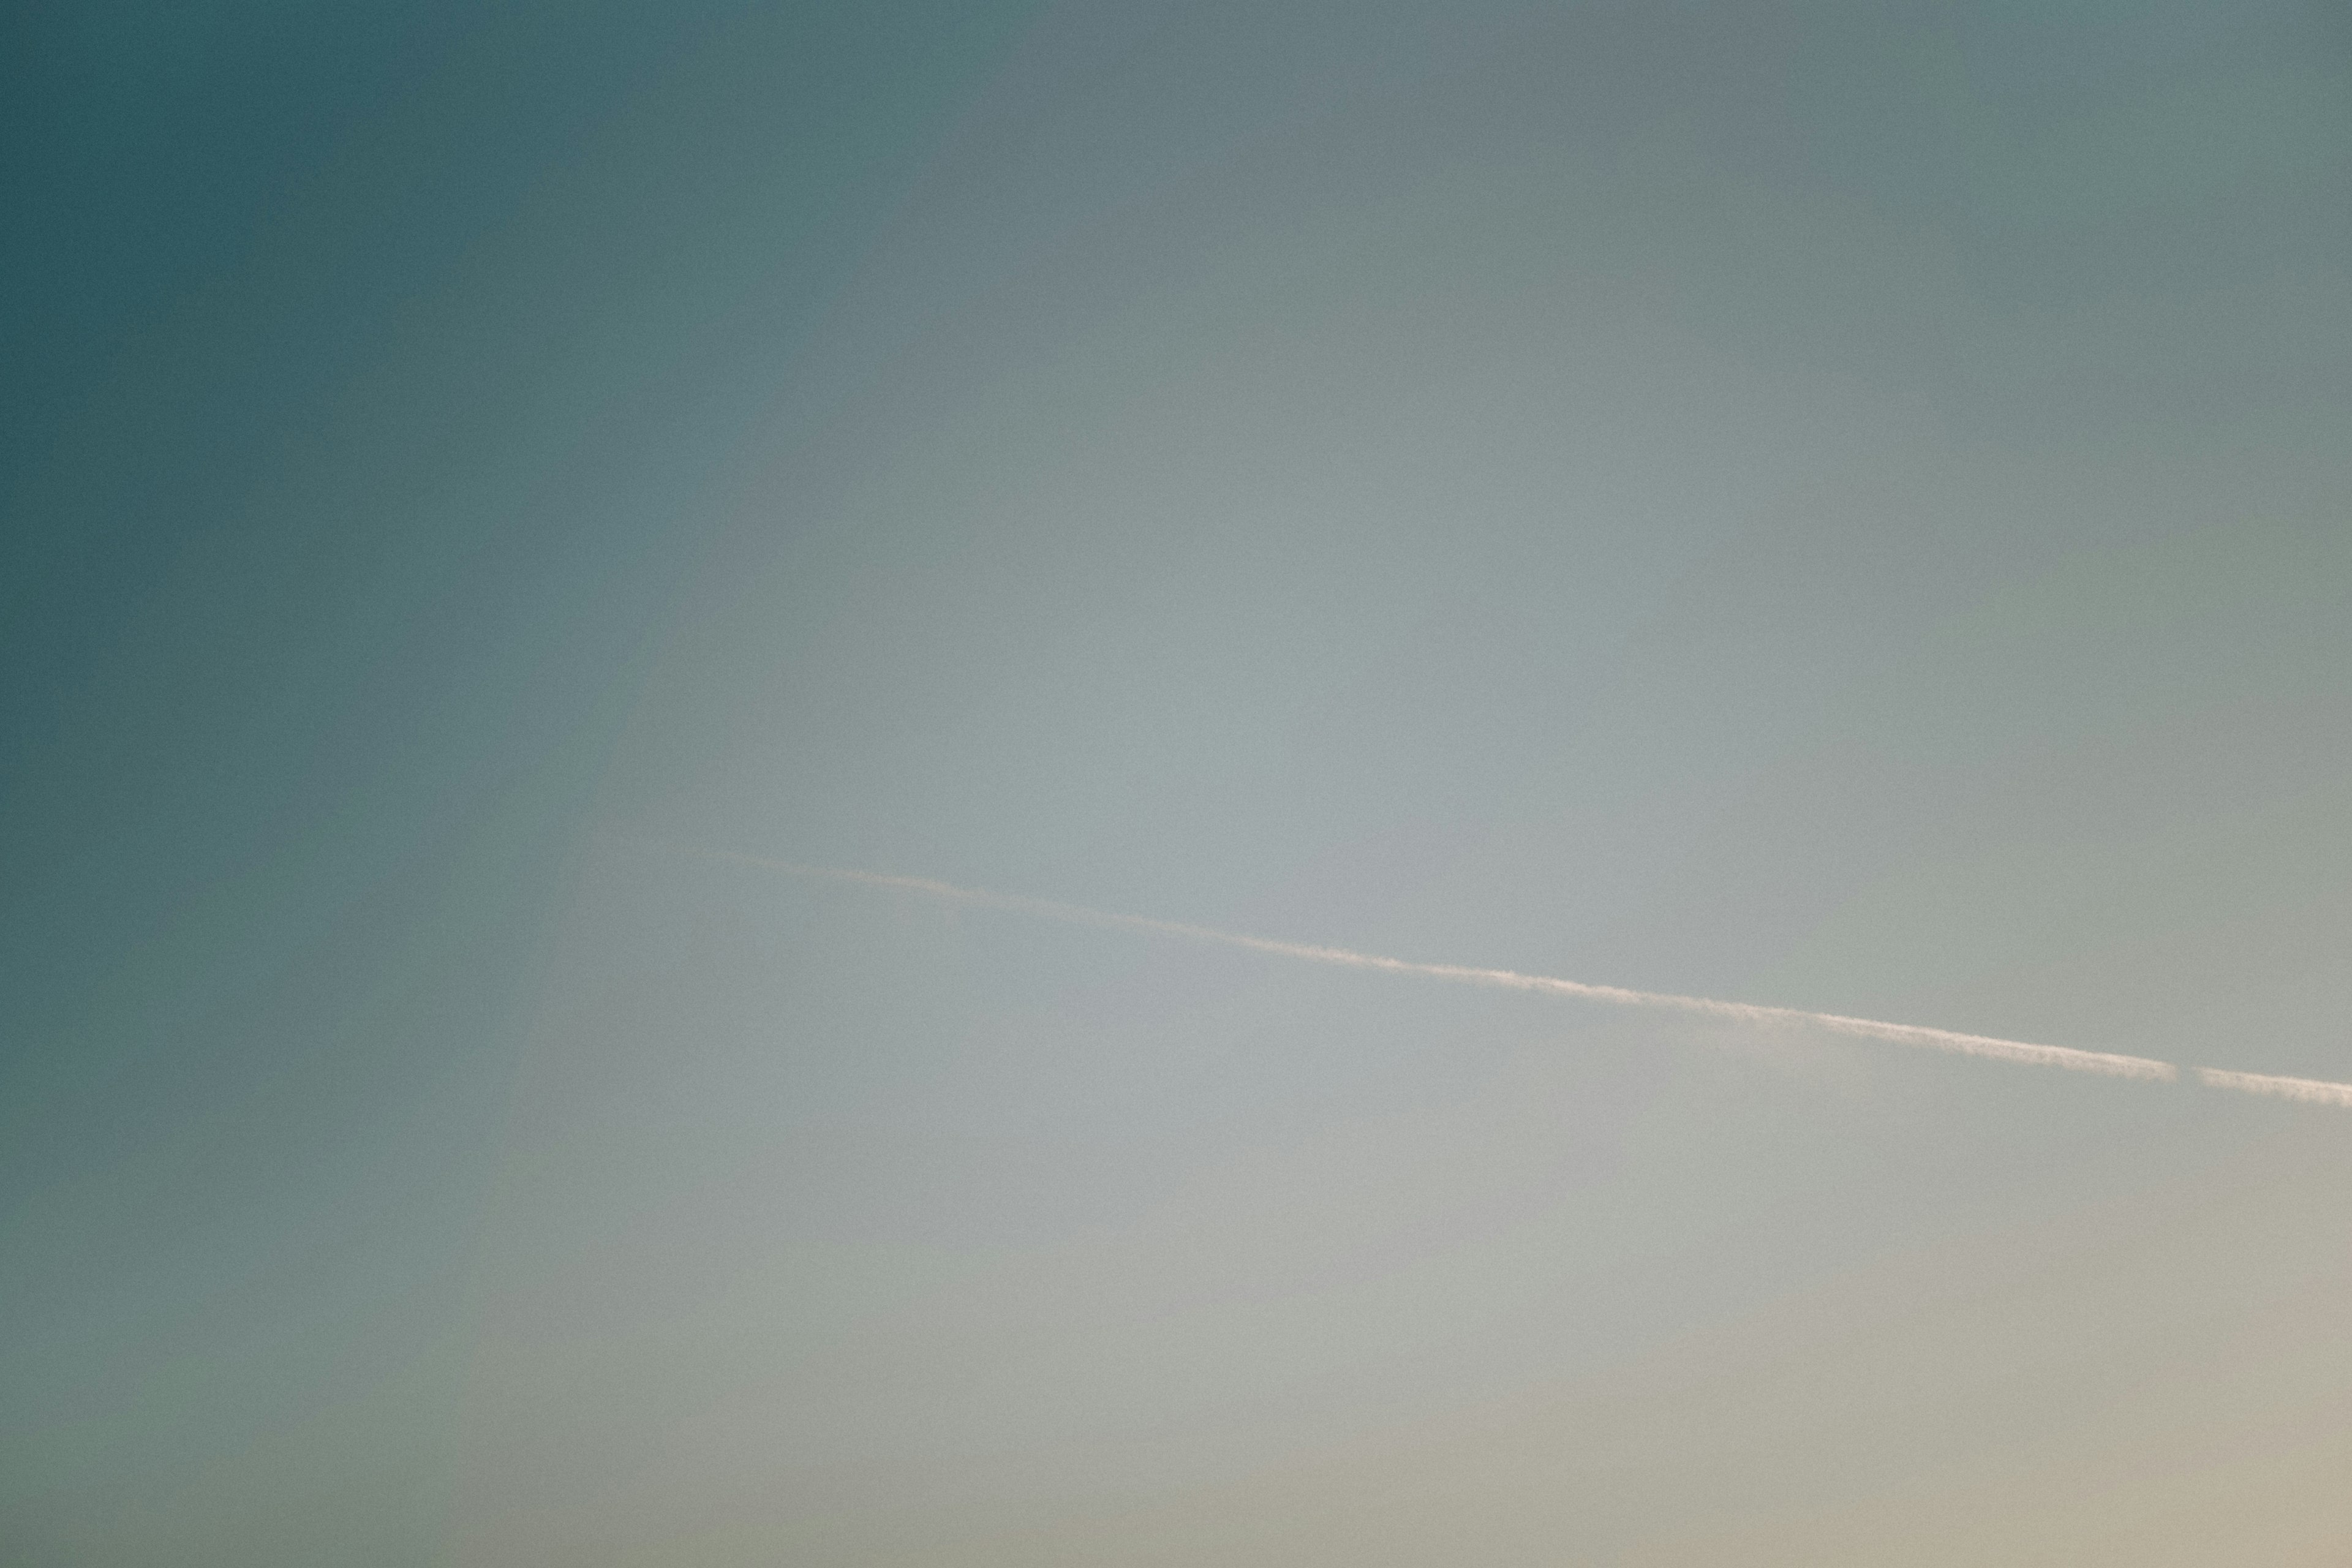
[{"x1": 7, "y1": 3, "x2": 2352, "y2": 1563}]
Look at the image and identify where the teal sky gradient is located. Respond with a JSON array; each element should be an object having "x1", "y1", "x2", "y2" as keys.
[{"x1": 7, "y1": 4, "x2": 2351, "y2": 1563}]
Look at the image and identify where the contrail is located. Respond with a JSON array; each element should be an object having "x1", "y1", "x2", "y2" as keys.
[
  {"x1": 2193, "y1": 1068, "x2": 2352, "y2": 1109},
  {"x1": 621, "y1": 839, "x2": 2351, "y2": 1107}
]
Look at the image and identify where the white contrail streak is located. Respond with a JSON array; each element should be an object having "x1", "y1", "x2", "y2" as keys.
[
  {"x1": 646, "y1": 841, "x2": 2179, "y2": 1085},
  {"x1": 2193, "y1": 1068, "x2": 2352, "y2": 1109},
  {"x1": 622, "y1": 838, "x2": 2351, "y2": 1107}
]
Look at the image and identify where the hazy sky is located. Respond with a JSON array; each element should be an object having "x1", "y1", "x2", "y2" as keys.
[{"x1": 7, "y1": 3, "x2": 2351, "y2": 1564}]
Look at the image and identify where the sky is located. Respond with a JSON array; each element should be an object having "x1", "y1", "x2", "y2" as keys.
[{"x1": 5, "y1": 2, "x2": 2350, "y2": 1563}]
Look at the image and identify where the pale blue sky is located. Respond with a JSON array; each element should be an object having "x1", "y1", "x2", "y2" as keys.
[{"x1": 7, "y1": 4, "x2": 2350, "y2": 1563}]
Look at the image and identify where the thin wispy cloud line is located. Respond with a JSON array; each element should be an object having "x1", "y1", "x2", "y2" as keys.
[
  {"x1": 618, "y1": 837, "x2": 2350, "y2": 1108},
  {"x1": 2193, "y1": 1068, "x2": 2352, "y2": 1109}
]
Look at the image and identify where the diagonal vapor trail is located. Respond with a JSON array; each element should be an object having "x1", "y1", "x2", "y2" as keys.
[
  {"x1": 620, "y1": 837, "x2": 2351, "y2": 1108},
  {"x1": 2192, "y1": 1067, "x2": 2352, "y2": 1109}
]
